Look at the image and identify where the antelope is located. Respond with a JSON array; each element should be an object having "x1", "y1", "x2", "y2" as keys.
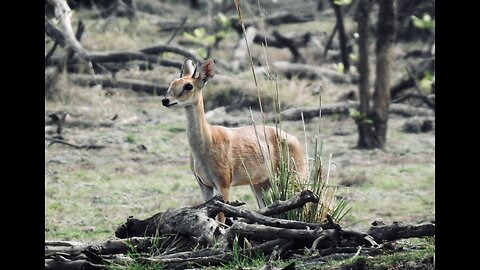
[{"x1": 162, "y1": 58, "x2": 306, "y2": 222}]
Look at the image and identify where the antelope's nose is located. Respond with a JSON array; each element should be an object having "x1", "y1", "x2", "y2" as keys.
[{"x1": 162, "y1": 98, "x2": 169, "y2": 107}]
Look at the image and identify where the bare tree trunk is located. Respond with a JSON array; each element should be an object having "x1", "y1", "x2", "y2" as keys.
[
  {"x1": 371, "y1": 0, "x2": 396, "y2": 148},
  {"x1": 328, "y1": 0, "x2": 350, "y2": 73},
  {"x1": 46, "y1": 0, "x2": 95, "y2": 75},
  {"x1": 355, "y1": 0, "x2": 375, "y2": 148},
  {"x1": 190, "y1": 0, "x2": 199, "y2": 8},
  {"x1": 317, "y1": 0, "x2": 325, "y2": 11}
]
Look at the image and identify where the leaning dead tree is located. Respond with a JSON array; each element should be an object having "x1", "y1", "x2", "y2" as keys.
[
  {"x1": 45, "y1": 0, "x2": 206, "y2": 97},
  {"x1": 45, "y1": 190, "x2": 435, "y2": 270}
]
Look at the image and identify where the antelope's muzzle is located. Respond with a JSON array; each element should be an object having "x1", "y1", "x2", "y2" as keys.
[{"x1": 162, "y1": 98, "x2": 170, "y2": 107}]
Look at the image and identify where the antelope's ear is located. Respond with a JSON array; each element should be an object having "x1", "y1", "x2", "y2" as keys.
[
  {"x1": 197, "y1": 59, "x2": 216, "y2": 89},
  {"x1": 180, "y1": 58, "x2": 195, "y2": 78}
]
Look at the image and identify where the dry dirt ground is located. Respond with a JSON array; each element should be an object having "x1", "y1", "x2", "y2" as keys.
[{"x1": 45, "y1": 1, "x2": 434, "y2": 243}]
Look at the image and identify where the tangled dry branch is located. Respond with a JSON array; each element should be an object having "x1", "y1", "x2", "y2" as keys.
[{"x1": 45, "y1": 190, "x2": 434, "y2": 270}]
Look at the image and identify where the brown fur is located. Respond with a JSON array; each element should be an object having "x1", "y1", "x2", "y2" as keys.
[{"x1": 162, "y1": 59, "x2": 306, "y2": 222}]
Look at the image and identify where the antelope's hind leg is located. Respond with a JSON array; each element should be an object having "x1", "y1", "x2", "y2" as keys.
[
  {"x1": 251, "y1": 180, "x2": 271, "y2": 209},
  {"x1": 196, "y1": 177, "x2": 215, "y2": 201}
]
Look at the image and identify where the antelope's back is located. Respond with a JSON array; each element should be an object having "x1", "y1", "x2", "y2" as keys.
[{"x1": 216, "y1": 125, "x2": 306, "y2": 183}]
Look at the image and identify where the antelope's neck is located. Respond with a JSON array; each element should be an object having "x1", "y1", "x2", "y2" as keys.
[{"x1": 184, "y1": 94, "x2": 213, "y2": 154}]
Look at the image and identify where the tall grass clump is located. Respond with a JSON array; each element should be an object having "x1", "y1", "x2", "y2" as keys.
[
  {"x1": 233, "y1": 0, "x2": 351, "y2": 224},
  {"x1": 219, "y1": 235, "x2": 266, "y2": 269}
]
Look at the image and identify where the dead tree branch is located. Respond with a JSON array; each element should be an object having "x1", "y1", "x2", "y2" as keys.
[
  {"x1": 268, "y1": 61, "x2": 354, "y2": 83},
  {"x1": 115, "y1": 195, "x2": 227, "y2": 246},
  {"x1": 45, "y1": 137, "x2": 106, "y2": 150},
  {"x1": 259, "y1": 189, "x2": 319, "y2": 216},
  {"x1": 367, "y1": 221, "x2": 435, "y2": 243},
  {"x1": 253, "y1": 31, "x2": 311, "y2": 49},
  {"x1": 268, "y1": 101, "x2": 434, "y2": 122},
  {"x1": 68, "y1": 74, "x2": 168, "y2": 95},
  {"x1": 45, "y1": 237, "x2": 160, "y2": 255},
  {"x1": 46, "y1": 0, "x2": 94, "y2": 74},
  {"x1": 229, "y1": 221, "x2": 330, "y2": 242},
  {"x1": 138, "y1": 249, "x2": 232, "y2": 269},
  {"x1": 46, "y1": 52, "x2": 183, "y2": 70},
  {"x1": 328, "y1": 0, "x2": 350, "y2": 72},
  {"x1": 272, "y1": 31, "x2": 307, "y2": 63},
  {"x1": 166, "y1": 16, "x2": 188, "y2": 45},
  {"x1": 88, "y1": 51, "x2": 182, "y2": 67},
  {"x1": 46, "y1": 192, "x2": 435, "y2": 270},
  {"x1": 140, "y1": 44, "x2": 204, "y2": 64},
  {"x1": 404, "y1": 66, "x2": 435, "y2": 110},
  {"x1": 391, "y1": 93, "x2": 435, "y2": 108},
  {"x1": 264, "y1": 11, "x2": 315, "y2": 25},
  {"x1": 45, "y1": 42, "x2": 59, "y2": 63},
  {"x1": 45, "y1": 258, "x2": 106, "y2": 270},
  {"x1": 211, "y1": 200, "x2": 325, "y2": 230}
]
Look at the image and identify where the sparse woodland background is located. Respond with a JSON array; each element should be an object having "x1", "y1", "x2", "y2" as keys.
[{"x1": 45, "y1": 0, "x2": 435, "y2": 269}]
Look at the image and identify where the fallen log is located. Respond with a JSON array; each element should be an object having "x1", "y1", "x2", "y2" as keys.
[
  {"x1": 388, "y1": 103, "x2": 434, "y2": 118},
  {"x1": 46, "y1": 51, "x2": 183, "y2": 70},
  {"x1": 268, "y1": 61, "x2": 354, "y2": 84},
  {"x1": 391, "y1": 93, "x2": 435, "y2": 110},
  {"x1": 45, "y1": 111, "x2": 116, "y2": 130},
  {"x1": 367, "y1": 221, "x2": 435, "y2": 243},
  {"x1": 402, "y1": 116, "x2": 434, "y2": 133},
  {"x1": 45, "y1": 137, "x2": 106, "y2": 150},
  {"x1": 268, "y1": 101, "x2": 434, "y2": 122},
  {"x1": 45, "y1": 258, "x2": 106, "y2": 270},
  {"x1": 228, "y1": 221, "x2": 376, "y2": 249},
  {"x1": 45, "y1": 19, "x2": 200, "y2": 71},
  {"x1": 88, "y1": 51, "x2": 182, "y2": 68},
  {"x1": 68, "y1": 74, "x2": 168, "y2": 95},
  {"x1": 231, "y1": 11, "x2": 314, "y2": 31},
  {"x1": 115, "y1": 195, "x2": 227, "y2": 246},
  {"x1": 228, "y1": 222, "x2": 330, "y2": 242},
  {"x1": 45, "y1": 237, "x2": 160, "y2": 255},
  {"x1": 140, "y1": 44, "x2": 204, "y2": 64},
  {"x1": 264, "y1": 11, "x2": 315, "y2": 25},
  {"x1": 206, "y1": 101, "x2": 434, "y2": 128},
  {"x1": 157, "y1": 21, "x2": 209, "y2": 33},
  {"x1": 138, "y1": 249, "x2": 232, "y2": 269},
  {"x1": 45, "y1": 191, "x2": 435, "y2": 270}
]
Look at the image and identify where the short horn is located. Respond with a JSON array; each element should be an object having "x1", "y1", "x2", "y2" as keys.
[
  {"x1": 192, "y1": 62, "x2": 199, "y2": 79},
  {"x1": 179, "y1": 65, "x2": 184, "y2": 78}
]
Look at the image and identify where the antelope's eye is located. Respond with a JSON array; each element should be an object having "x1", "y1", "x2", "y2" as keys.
[{"x1": 183, "y1": 84, "x2": 193, "y2": 91}]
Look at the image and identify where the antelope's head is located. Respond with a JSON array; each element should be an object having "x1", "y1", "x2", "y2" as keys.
[{"x1": 162, "y1": 58, "x2": 215, "y2": 108}]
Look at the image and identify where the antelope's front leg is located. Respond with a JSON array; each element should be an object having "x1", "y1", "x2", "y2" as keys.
[{"x1": 216, "y1": 186, "x2": 230, "y2": 223}]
